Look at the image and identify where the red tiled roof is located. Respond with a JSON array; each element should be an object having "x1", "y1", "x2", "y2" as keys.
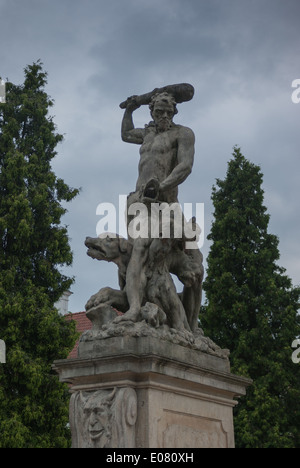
[{"x1": 65, "y1": 312, "x2": 92, "y2": 359}]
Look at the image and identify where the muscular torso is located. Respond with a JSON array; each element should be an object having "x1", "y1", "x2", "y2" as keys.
[{"x1": 136, "y1": 125, "x2": 180, "y2": 202}]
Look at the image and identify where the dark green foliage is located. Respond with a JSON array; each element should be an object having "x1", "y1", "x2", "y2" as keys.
[
  {"x1": 0, "y1": 62, "x2": 79, "y2": 447},
  {"x1": 201, "y1": 147, "x2": 300, "y2": 448}
]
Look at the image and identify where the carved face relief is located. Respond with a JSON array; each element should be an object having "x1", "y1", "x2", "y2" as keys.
[
  {"x1": 82, "y1": 390, "x2": 115, "y2": 448},
  {"x1": 85, "y1": 406, "x2": 110, "y2": 446},
  {"x1": 70, "y1": 387, "x2": 137, "y2": 448},
  {"x1": 152, "y1": 102, "x2": 174, "y2": 132}
]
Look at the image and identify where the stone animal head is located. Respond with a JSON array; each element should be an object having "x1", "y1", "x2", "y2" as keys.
[{"x1": 85, "y1": 233, "x2": 130, "y2": 263}]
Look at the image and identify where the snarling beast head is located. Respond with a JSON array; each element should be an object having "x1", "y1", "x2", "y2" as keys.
[{"x1": 85, "y1": 233, "x2": 130, "y2": 263}]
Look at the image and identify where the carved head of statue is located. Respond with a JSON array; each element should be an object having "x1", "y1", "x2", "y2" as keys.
[
  {"x1": 70, "y1": 387, "x2": 138, "y2": 448},
  {"x1": 149, "y1": 92, "x2": 178, "y2": 132},
  {"x1": 83, "y1": 388, "x2": 116, "y2": 448}
]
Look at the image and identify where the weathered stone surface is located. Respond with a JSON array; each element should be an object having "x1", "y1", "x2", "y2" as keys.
[
  {"x1": 53, "y1": 84, "x2": 252, "y2": 449},
  {"x1": 69, "y1": 387, "x2": 137, "y2": 448},
  {"x1": 85, "y1": 85, "x2": 204, "y2": 334},
  {"x1": 53, "y1": 335, "x2": 251, "y2": 448},
  {"x1": 119, "y1": 83, "x2": 194, "y2": 109},
  {"x1": 86, "y1": 304, "x2": 118, "y2": 331},
  {"x1": 78, "y1": 319, "x2": 230, "y2": 361}
]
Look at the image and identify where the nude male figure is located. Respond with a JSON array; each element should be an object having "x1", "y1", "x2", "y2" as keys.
[
  {"x1": 116, "y1": 91, "x2": 195, "y2": 324},
  {"x1": 122, "y1": 92, "x2": 195, "y2": 203}
]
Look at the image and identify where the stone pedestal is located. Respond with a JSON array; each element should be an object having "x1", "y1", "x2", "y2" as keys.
[{"x1": 53, "y1": 331, "x2": 251, "y2": 448}]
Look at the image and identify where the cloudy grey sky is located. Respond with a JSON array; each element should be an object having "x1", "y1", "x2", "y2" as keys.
[{"x1": 1, "y1": 0, "x2": 300, "y2": 313}]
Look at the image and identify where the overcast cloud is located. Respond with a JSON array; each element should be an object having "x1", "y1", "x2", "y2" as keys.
[{"x1": 1, "y1": 0, "x2": 300, "y2": 312}]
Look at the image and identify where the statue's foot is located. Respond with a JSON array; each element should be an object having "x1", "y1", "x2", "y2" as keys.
[{"x1": 113, "y1": 308, "x2": 140, "y2": 324}]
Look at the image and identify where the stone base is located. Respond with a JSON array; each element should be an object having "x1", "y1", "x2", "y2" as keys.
[{"x1": 53, "y1": 332, "x2": 251, "y2": 449}]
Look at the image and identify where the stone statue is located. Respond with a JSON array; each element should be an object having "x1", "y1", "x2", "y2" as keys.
[
  {"x1": 70, "y1": 387, "x2": 137, "y2": 448},
  {"x1": 85, "y1": 231, "x2": 203, "y2": 332},
  {"x1": 85, "y1": 83, "x2": 206, "y2": 339},
  {"x1": 116, "y1": 90, "x2": 196, "y2": 323},
  {"x1": 53, "y1": 86, "x2": 248, "y2": 452}
]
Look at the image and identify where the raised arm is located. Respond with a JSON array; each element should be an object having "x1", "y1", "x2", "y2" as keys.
[
  {"x1": 121, "y1": 96, "x2": 145, "y2": 145},
  {"x1": 159, "y1": 126, "x2": 195, "y2": 193}
]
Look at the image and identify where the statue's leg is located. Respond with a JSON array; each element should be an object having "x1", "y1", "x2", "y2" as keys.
[
  {"x1": 149, "y1": 274, "x2": 191, "y2": 332},
  {"x1": 181, "y1": 284, "x2": 202, "y2": 332},
  {"x1": 170, "y1": 248, "x2": 204, "y2": 332},
  {"x1": 114, "y1": 237, "x2": 150, "y2": 323},
  {"x1": 86, "y1": 287, "x2": 128, "y2": 312}
]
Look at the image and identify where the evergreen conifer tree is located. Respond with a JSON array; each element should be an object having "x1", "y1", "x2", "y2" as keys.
[
  {"x1": 0, "y1": 62, "x2": 79, "y2": 448},
  {"x1": 201, "y1": 147, "x2": 300, "y2": 448}
]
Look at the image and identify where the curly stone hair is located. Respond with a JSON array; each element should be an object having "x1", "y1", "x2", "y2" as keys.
[{"x1": 149, "y1": 92, "x2": 178, "y2": 116}]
